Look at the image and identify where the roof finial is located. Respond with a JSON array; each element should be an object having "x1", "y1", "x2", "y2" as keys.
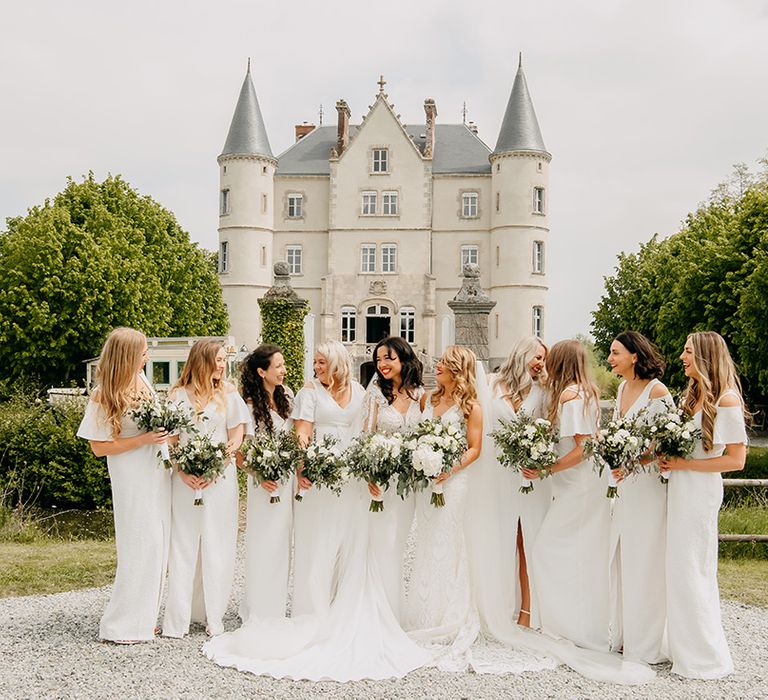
[
  {"x1": 462, "y1": 101, "x2": 468, "y2": 125},
  {"x1": 518, "y1": 52, "x2": 522, "y2": 69},
  {"x1": 377, "y1": 74, "x2": 387, "y2": 93},
  {"x1": 318, "y1": 103, "x2": 324, "y2": 125},
  {"x1": 247, "y1": 57, "x2": 251, "y2": 73}
]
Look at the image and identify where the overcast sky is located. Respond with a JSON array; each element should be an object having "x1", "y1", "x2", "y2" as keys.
[{"x1": 2, "y1": 0, "x2": 767, "y2": 342}]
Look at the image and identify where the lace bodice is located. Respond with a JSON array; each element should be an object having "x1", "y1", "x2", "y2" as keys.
[{"x1": 363, "y1": 381, "x2": 424, "y2": 435}]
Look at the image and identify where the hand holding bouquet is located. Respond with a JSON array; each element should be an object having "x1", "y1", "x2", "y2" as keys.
[
  {"x1": 644, "y1": 407, "x2": 700, "y2": 483},
  {"x1": 401, "y1": 418, "x2": 467, "y2": 507},
  {"x1": 296, "y1": 434, "x2": 349, "y2": 501},
  {"x1": 130, "y1": 395, "x2": 193, "y2": 463},
  {"x1": 241, "y1": 429, "x2": 302, "y2": 503},
  {"x1": 347, "y1": 433, "x2": 404, "y2": 512},
  {"x1": 169, "y1": 432, "x2": 228, "y2": 505},
  {"x1": 584, "y1": 413, "x2": 651, "y2": 498},
  {"x1": 491, "y1": 412, "x2": 558, "y2": 494}
]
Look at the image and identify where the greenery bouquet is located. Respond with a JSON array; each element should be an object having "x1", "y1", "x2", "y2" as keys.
[
  {"x1": 347, "y1": 432, "x2": 404, "y2": 512},
  {"x1": 240, "y1": 429, "x2": 302, "y2": 503},
  {"x1": 129, "y1": 396, "x2": 193, "y2": 463},
  {"x1": 491, "y1": 412, "x2": 559, "y2": 494},
  {"x1": 169, "y1": 432, "x2": 228, "y2": 506},
  {"x1": 401, "y1": 418, "x2": 467, "y2": 507},
  {"x1": 296, "y1": 434, "x2": 348, "y2": 501},
  {"x1": 584, "y1": 413, "x2": 651, "y2": 498},
  {"x1": 645, "y1": 406, "x2": 701, "y2": 484}
]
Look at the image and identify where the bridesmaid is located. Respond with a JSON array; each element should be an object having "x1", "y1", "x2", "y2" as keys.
[
  {"x1": 162, "y1": 339, "x2": 251, "y2": 638},
  {"x1": 607, "y1": 331, "x2": 672, "y2": 663},
  {"x1": 77, "y1": 327, "x2": 170, "y2": 643},
  {"x1": 239, "y1": 345, "x2": 294, "y2": 622},
  {"x1": 526, "y1": 339, "x2": 609, "y2": 651},
  {"x1": 364, "y1": 336, "x2": 426, "y2": 622},
  {"x1": 659, "y1": 331, "x2": 747, "y2": 679},
  {"x1": 291, "y1": 340, "x2": 366, "y2": 616}
]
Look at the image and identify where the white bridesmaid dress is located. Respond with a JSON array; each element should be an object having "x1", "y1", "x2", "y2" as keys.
[
  {"x1": 362, "y1": 380, "x2": 420, "y2": 623},
  {"x1": 608, "y1": 379, "x2": 672, "y2": 663},
  {"x1": 530, "y1": 387, "x2": 611, "y2": 651},
  {"x1": 76, "y1": 374, "x2": 171, "y2": 642},
  {"x1": 666, "y1": 390, "x2": 747, "y2": 679},
  {"x1": 240, "y1": 407, "x2": 295, "y2": 622},
  {"x1": 162, "y1": 387, "x2": 251, "y2": 637},
  {"x1": 290, "y1": 379, "x2": 366, "y2": 616}
]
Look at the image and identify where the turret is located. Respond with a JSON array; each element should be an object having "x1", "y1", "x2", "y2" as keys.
[
  {"x1": 218, "y1": 60, "x2": 277, "y2": 348},
  {"x1": 489, "y1": 55, "x2": 551, "y2": 360}
]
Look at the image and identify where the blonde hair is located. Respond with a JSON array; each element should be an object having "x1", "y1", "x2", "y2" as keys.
[
  {"x1": 431, "y1": 345, "x2": 478, "y2": 421},
  {"x1": 173, "y1": 339, "x2": 226, "y2": 414},
  {"x1": 544, "y1": 339, "x2": 600, "y2": 425},
  {"x1": 681, "y1": 331, "x2": 746, "y2": 451},
  {"x1": 494, "y1": 336, "x2": 548, "y2": 409},
  {"x1": 316, "y1": 340, "x2": 351, "y2": 397},
  {"x1": 94, "y1": 327, "x2": 150, "y2": 438}
]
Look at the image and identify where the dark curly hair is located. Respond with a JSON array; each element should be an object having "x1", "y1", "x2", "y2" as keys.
[
  {"x1": 372, "y1": 336, "x2": 423, "y2": 404},
  {"x1": 240, "y1": 345, "x2": 291, "y2": 433},
  {"x1": 614, "y1": 331, "x2": 666, "y2": 380}
]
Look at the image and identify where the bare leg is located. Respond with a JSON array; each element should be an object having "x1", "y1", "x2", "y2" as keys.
[{"x1": 517, "y1": 519, "x2": 531, "y2": 627}]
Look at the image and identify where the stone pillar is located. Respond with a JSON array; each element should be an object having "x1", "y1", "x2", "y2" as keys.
[
  {"x1": 447, "y1": 263, "x2": 497, "y2": 366},
  {"x1": 258, "y1": 262, "x2": 310, "y2": 391}
]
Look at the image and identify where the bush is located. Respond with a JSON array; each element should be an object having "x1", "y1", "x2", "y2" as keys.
[{"x1": 0, "y1": 393, "x2": 111, "y2": 509}]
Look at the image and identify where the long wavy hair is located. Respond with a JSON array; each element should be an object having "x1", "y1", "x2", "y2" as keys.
[
  {"x1": 494, "y1": 336, "x2": 548, "y2": 408},
  {"x1": 544, "y1": 339, "x2": 600, "y2": 425},
  {"x1": 681, "y1": 331, "x2": 746, "y2": 452},
  {"x1": 373, "y1": 336, "x2": 423, "y2": 404},
  {"x1": 240, "y1": 344, "x2": 291, "y2": 433},
  {"x1": 613, "y1": 330, "x2": 665, "y2": 380},
  {"x1": 431, "y1": 345, "x2": 477, "y2": 421},
  {"x1": 172, "y1": 338, "x2": 226, "y2": 414},
  {"x1": 316, "y1": 340, "x2": 352, "y2": 398},
  {"x1": 94, "y1": 327, "x2": 151, "y2": 438}
]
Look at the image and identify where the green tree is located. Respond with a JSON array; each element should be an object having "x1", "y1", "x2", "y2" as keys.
[{"x1": 0, "y1": 174, "x2": 228, "y2": 386}]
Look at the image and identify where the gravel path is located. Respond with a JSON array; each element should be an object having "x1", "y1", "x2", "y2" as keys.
[{"x1": 1, "y1": 544, "x2": 766, "y2": 699}]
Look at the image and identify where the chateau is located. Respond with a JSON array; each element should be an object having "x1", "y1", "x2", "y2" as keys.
[{"x1": 217, "y1": 60, "x2": 550, "y2": 373}]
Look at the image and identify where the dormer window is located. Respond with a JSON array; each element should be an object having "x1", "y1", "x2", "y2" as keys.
[{"x1": 372, "y1": 148, "x2": 389, "y2": 173}]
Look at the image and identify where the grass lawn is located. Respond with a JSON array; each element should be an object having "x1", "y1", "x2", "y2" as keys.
[
  {"x1": 718, "y1": 558, "x2": 768, "y2": 608},
  {"x1": 0, "y1": 540, "x2": 116, "y2": 598}
]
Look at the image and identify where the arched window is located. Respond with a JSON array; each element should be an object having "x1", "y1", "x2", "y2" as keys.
[
  {"x1": 341, "y1": 306, "x2": 356, "y2": 343},
  {"x1": 365, "y1": 305, "x2": 391, "y2": 344}
]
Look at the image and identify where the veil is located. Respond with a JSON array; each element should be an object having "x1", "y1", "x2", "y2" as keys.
[{"x1": 465, "y1": 361, "x2": 655, "y2": 685}]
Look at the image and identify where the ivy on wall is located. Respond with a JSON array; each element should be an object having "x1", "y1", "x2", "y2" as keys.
[{"x1": 257, "y1": 297, "x2": 309, "y2": 392}]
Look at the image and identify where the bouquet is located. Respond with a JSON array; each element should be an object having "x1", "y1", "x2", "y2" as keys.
[
  {"x1": 130, "y1": 395, "x2": 193, "y2": 463},
  {"x1": 491, "y1": 412, "x2": 559, "y2": 494},
  {"x1": 240, "y1": 429, "x2": 302, "y2": 503},
  {"x1": 296, "y1": 433, "x2": 349, "y2": 501},
  {"x1": 169, "y1": 432, "x2": 229, "y2": 505},
  {"x1": 584, "y1": 413, "x2": 651, "y2": 498},
  {"x1": 347, "y1": 432, "x2": 404, "y2": 512},
  {"x1": 401, "y1": 418, "x2": 467, "y2": 507},
  {"x1": 644, "y1": 407, "x2": 700, "y2": 484}
]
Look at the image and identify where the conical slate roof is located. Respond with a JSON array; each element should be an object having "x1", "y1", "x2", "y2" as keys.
[
  {"x1": 220, "y1": 61, "x2": 273, "y2": 158},
  {"x1": 493, "y1": 57, "x2": 547, "y2": 155}
]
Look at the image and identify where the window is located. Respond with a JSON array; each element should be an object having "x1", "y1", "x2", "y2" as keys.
[
  {"x1": 220, "y1": 189, "x2": 230, "y2": 215},
  {"x1": 341, "y1": 306, "x2": 357, "y2": 343},
  {"x1": 260, "y1": 245, "x2": 267, "y2": 267},
  {"x1": 287, "y1": 193, "x2": 303, "y2": 218},
  {"x1": 537, "y1": 161, "x2": 543, "y2": 173},
  {"x1": 222, "y1": 165, "x2": 227, "y2": 174},
  {"x1": 461, "y1": 244, "x2": 479, "y2": 267},
  {"x1": 381, "y1": 244, "x2": 397, "y2": 273},
  {"x1": 532, "y1": 306, "x2": 543, "y2": 338},
  {"x1": 372, "y1": 148, "x2": 388, "y2": 173},
  {"x1": 152, "y1": 362, "x2": 170, "y2": 386},
  {"x1": 533, "y1": 187, "x2": 545, "y2": 214},
  {"x1": 286, "y1": 245, "x2": 303, "y2": 275},
  {"x1": 382, "y1": 191, "x2": 398, "y2": 215},
  {"x1": 399, "y1": 306, "x2": 415, "y2": 343},
  {"x1": 261, "y1": 193, "x2": 268, "y2": 214},
  {"x1": 462, "y1": 192, "x2": 478, "y2": 218},
  {"x1": 361, "y1": 244, "x2": 376, "y2": 273},
  {"x1": 496, "y1": 191, "x2": 500, "y2": 212},
  {"x1": 496, "y1": 245, "x2": 500, "y2": 267},
  {"x1": 218, "y1": 241, "x2": 229, "y2": 273},
  {"x1": 532, "y1": 241, "x2": 544, "y2": 273},
  {"x1": 176, "y1": 361, "x2": 186, "y2": 378},
  {"x1": 361, "y1": 191, "x2": 377, "y2": 215}
]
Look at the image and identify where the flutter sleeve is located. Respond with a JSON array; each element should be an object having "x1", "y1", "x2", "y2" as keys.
[
  {"x1": 362, "y1": 380, "x2": 388, "y2": 433},
  {"x1": 559, "y1": 397, "x2": 597, "y2": 438},
  {"x1": 76, "y1": 399, "x2": 113, "y2": 442},
  {"x1": 713, "y1": 405, "x2": 748, "y2": 446},
  {"x1": 291, "y1": 385, "x2": 317, "y2": 423},
  {"x1": 226, "y1": 390, "x2": 252, "y2": 431}
]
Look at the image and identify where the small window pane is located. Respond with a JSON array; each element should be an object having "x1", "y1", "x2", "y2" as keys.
[{"x1": 152, "y1": 362, "x2": 170, "y2": 385}]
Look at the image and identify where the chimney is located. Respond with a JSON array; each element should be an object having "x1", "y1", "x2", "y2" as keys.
[
  {"x1": 336, "y1": 99, "x2": 351, "y2": 156},
  {"x1": 294, "y1": 122, "x2": 316, "y2": 142},
  {"x1": 424, "y1": 98, "x2": 437, "y2": 158}
]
